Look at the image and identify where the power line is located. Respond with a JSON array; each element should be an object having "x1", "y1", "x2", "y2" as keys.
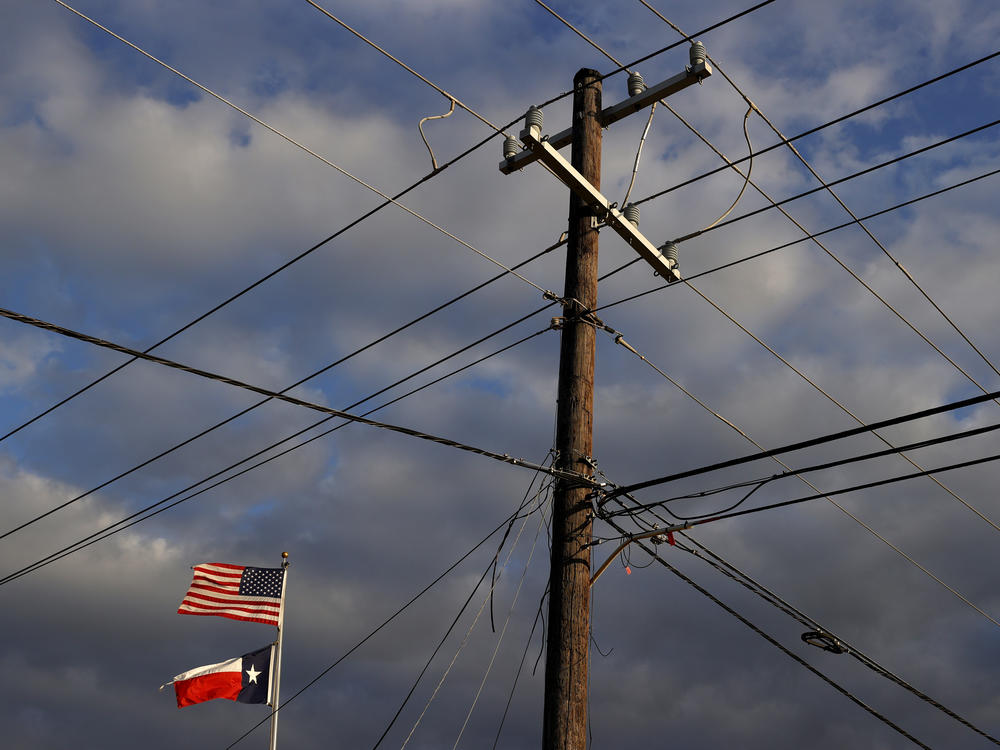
[
  {"x1": 0, "y1": 240, "x2": 564, "y2": 542},
  {"x1": 634, "y1": 49, "x2": 1000, "y2": 205},
  {"x1": 677, "y1": 117, "x2": 1000, "y2": 241},
  {"x1": 522, "y1": 0, "x2": 780, "y2": 114},
  {"x1": 670, "y1": 532, "x2": 1000, "y2": 745},
  {"x1": 398, "y1": 489, "x2": 548, "y2": 750},
  {"x1": 22, "y1": 0, "x2": 791, "y2": 460},
  {"x1": 379, "y1": 490, "x2": 541, "y2": 750},
  {"x1": 0, "y1": 305, "x2": 585, "y2": 483},
  {"x1": 0, "y1": 325, "x2": 554, "y2": 587},
  {"x1": 592, "y1": 325, "x2": 1000, "y2": 626},
  {"x1": 50, "y1": 0, "x2": 549, "y2": 295},
  {"x1": 604, "y1": 482, "x2": 999, "y2": 746},
  {"x1": 658, "y1": 101, "x2": 1000, "y2": 429},
  {"x1": 514, "y1": 8, "x2": 1000, "y2": 622},
  {"x1": 224, "y1": 491, "x2": 547, "y2": 749},
  {"x1": 603, "y1": 384, "x2": 1000, "y2": 503},
  {"x1": 652, "y1": 449, "x2": 1000, "y2": 531},
  {"x1": 571, "y1": 44, "x2": 1000, "y2": 533},
  {"x1": 641, "y1": 1, "x2": 1000, "y2": 381},
  {"x1": 595, "y1": 0, "x2": 780, "y2": 83},
  {"x1": 597, "y1": 165, "x2": 1000, "y2": 312},
  {"x1": 534, "y1": 3, "x2": 1000, "y2": 434},
  {"x1": 523, "y1": 16, "x2": 1000, "y2": 640},
  {"x1": 600, "y1": 516, "x2": 931, "y2": 748},
  {"x1": 8, "y1": 2, "x2": 559, "y2": 452},
  {"x1": 302, "y1": 0, "x2": 507, "y2": 136},
  {"x1": 606, "y1": 419, "x2": 1000, "y2": 519}
]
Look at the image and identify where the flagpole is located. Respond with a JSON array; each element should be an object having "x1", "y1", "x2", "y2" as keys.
[{"x1": 268, "y1": 551, "x2": 289, "y2": 750}]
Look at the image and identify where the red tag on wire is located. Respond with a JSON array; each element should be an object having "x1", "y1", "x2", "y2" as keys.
[
  {"x1": 667, "y1": 531, "x2": 676, "y2": 546},
  {"x1": 625, "y1": 566, "x2": 632, "y2": 575}
]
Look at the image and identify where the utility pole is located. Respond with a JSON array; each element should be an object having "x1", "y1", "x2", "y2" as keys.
[
  {"x1": 499, "y1": 45, "x2": 711, "y2": 750},
  {"x1": 543, "y1": 68, "x2": 602, "y2": 750}
]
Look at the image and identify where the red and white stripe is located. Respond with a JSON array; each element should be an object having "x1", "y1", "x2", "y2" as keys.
[
  {"x1": 166, "y1": 655, "x2": 244, "y2": 708},
  {"x1": 177, "y1": 562, "x2": 281, "y2": 626}
]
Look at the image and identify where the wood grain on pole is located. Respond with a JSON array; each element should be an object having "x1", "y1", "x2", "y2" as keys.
[{"x1": 543, "y1": 68, "x2": 601, "y2": 750}]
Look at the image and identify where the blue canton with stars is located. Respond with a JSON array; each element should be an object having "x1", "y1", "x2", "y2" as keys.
[{"x1": 238, "y1": 566, "x2": 284, "y2": 598}]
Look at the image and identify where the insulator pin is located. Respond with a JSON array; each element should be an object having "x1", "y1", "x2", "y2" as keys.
[
  {"x1": 623, "y1": 203, "x2": 640, "y2": 227},
  {"x1": 690, "y1": 41, "x2": 706, "y2": 67},
  {"x1": 503, "y1": 135, "x2": 519, "y2": 160},
  {"x1": 627, "y1": 71, "x2": 645, "y2": 97}
]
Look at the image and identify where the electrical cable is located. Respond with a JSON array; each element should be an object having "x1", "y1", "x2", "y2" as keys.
[
  {"x1": 302, "y1": 0, "x2": 508, "y2": 136},
  {"x1": 490, "y1": 582, "x2": 545, "y2": 750},
  {"x1": 418, "y1": 97, "x2": 455, "y2": 171},
  {"x1": 535, "y1": 1, "x2": 757, "y2": 229},
  {"x1": 537, "y1": 17, "x2": 1000, "y2": 534},
  {"x1": 0, "y1": 239, "x2": 564, "y2": 542},
  {"x1": 621, "y1": 103, "x2": 657, "y2": 207},
  {"x1": 672, "y1": 532, "x2": 1000, "y2": 745},
  {"x1": 591, "y1": 332, "x2": 1000, "y2": 626},
  {"x1": 687, "y1": 117, "x2": 1000, "y2": 239},
  {"x1": 600, "y1": 516, "x2": 932, "y2": 748},
  {"x1": 0, "y1": 306, "x2": 585, "y2": 485},
  {"x1": 660, "y1": 449, "x2": 1000, "y2": 530},
  {"x1": 24, "y1": 3, "x2": 994, "y2": 457},
  {"x1": 595, "y1": 0, "x2": 779, "y2": 84},
  {"x1": 657, "y1": 101, "x2": 1000, "y2": 433},
  {"x1": 374, "y1": 460, "x2": 553, "y2": 750},
  {"x1": 641, "y1": 1, "x2": 1000, "y2": 382},
  {"x1": 452, "y1": 491, "x2": 548, "y2": 749},
  {"x1": 633, "y1": 49, "x2": 1000, "y2": 206},
  {"x1": 7, "y1": 2, "x2": 568, "y2": 455},
  {"x1": 604, "y1": 375, "x2": 1000, "y2": 503},
  {"x1": 50, "y1": 0, "x2": 550, "y2": 295},
  {"x1": 531, "y1": 10, "x2": 999, "y2": 456},
  {"x1": 596, "y1": 276, "x2": 1000, "y2": 534},
  {"x1": 597, "y1": 164, "x2": 1000, "y2": 312},
  {"x1": 602, "y1": 486, "x2": 1000, "y2": 745},
  {"x1": 607, "y1": 419, "x2": 1000, "y2": 520},
  {"x1": 393, "y1": 497, "x2": 539, "y2": 750},
  {"x1": 696, "y1": 105, "x2": 754, "y2": 231},
  {"x1": 223, "y1": 491, "x2": 545, "y2": 749},
  {"x1": 0, "y1": 324, "x2": 554, "y2": 587}
]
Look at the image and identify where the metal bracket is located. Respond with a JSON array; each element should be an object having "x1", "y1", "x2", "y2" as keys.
[
  {"x1": 499, "y1": 61, "x2": 712, "y2": 175},
  {"x1": 520, "y1": 129, "x2": 681, "y2": 282}
]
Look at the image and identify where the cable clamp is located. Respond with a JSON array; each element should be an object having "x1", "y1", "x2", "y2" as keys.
[
  {"x1": 550, "y1": 316, "x2": 565, "y2": 330},
  {"x1": 801, "y1": 630, "x2": 848, "y2": 654},
  {"x1": 613, "y1": 334, "x2": 640, "y2": 356}
]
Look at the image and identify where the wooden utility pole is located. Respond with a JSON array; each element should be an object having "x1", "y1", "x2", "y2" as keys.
[{"x1": 543, "y1": 67, "x2": 602, "y2": 750}]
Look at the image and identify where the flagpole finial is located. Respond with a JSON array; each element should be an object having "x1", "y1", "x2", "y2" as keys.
[{"x1": 281, "y1": 551, "x2": 288, "y2": 559}]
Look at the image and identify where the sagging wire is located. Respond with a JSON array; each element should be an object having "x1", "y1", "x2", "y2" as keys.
[
  {"x1": 672, "y1": 533, "x2": 1000, "y2": 746},
  {"x1": 695, "y1": 105, "x2": 755, "y2": 233},
  {"x1": 452, "y1": 488, "x2": 551, "y2": 750},
  {"x1": 490, "y1": 580, "x2": 549, "y2": 750},
  {"x1": 418, "y1": 97, "x2": 456, "y2": 171},
  {"x1": 491, "y1": 452, "x2": 556, "y2": 632},
  {"x1": 382, "y1": 476, "x2": 545, "y2": 750},
  {"x1": 621, "y1": 102, "x2": 658, "y2": 207}
]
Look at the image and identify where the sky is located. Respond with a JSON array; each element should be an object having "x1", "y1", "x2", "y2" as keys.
[{"x1": 2, "y1": 0, "x2": 1000, "y2": 748}]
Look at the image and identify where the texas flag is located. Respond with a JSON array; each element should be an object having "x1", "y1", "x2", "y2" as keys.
[{"x1": 161, "y1": 645, "x2": 273, "y2": 708}]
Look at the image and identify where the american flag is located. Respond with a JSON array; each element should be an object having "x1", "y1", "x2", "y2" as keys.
[{"x1": 177, "y1": 563, "x2": 285, "y2": 626}]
